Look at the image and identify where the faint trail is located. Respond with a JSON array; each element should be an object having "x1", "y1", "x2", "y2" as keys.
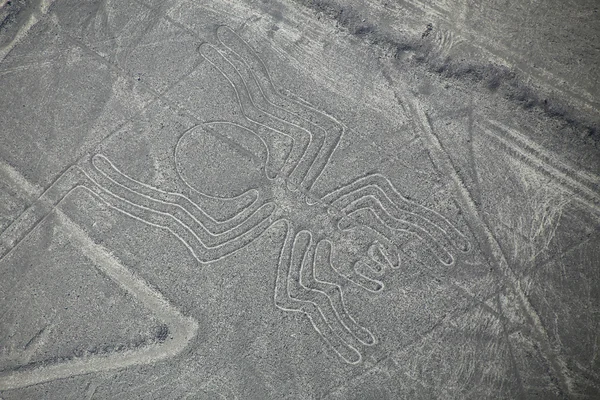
[
  {"x1": 84, "y1": 381, "x2": 99, "y2": 400},
  {"x1": 197, "y1": 369, "x2": 238, "y2": 400},
  {"x1": 118, "y1": 1, "x2": 171, "y2": 68},
  {"x1": 321, "y1": 286, "x2": 506, "y2": 399},
  {"x1": 480, "y1": 119, "x2": 600, "y2": 214},
  {"x1": 0, "y1": 163, "x2": 199, "y2": 391},
  {"x1": 495, "y1": 293, "x2": 527, "y2": 400},
  {"x1": 0, "y1": 160, "x2": 42, "y2": 200},
  {"x1": 0, "y1": 0, "x2": 55, "y2": 63},
  {"x1": 1, "y1": 324, "x2": 53, "y2": 370},
  {"x1": 466, "y1": 106, "x2": 485, "y2": 209},
  {"x1": 0, "y1": 202, "x2": 199, "y2": 390},
  {"x1": 407, "y1": 98, "x2": 573, "y2": 396}
]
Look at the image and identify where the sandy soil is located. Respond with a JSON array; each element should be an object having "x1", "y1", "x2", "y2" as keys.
[{"x1": 0, "y1": 0, "x2": 599, "y2": 398}]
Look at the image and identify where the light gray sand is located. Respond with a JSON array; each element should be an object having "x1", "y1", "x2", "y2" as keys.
[{"x1": 0, "y1": 0, "x2": 599, "y2": 398}]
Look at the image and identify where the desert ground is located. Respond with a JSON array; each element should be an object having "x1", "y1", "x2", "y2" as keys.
[{"x1": 0, "y1": 0, "x2": 599, "y2": 398}]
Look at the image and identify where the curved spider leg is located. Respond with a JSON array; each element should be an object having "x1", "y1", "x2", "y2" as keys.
[
  {"x1": 87, "y1": 155, "x2": 275, "y2": 255},
  {"x1": 330, "y1": 184, "x2": 460, "y2": 257},
  {"x1": 212, "y1": 32, "x2": 326, "y2": 191},
  {"x1": 337, "y1": 207, "x2": 411, "y2": 272},
  {"x1": 291, "y1": 231, "x2": 375, "y2": 348},
  {"x1": 177, "y1": 185, "x2": 258, "y2": 226},
  {"x1": 338, "y1": 195, "x2": 454, "y2": 266},
  {"x1": 215, "y1": 25, "x2": 344, "y2": 193},
  {"x1": 298, "y1": 110, "x2": 344, "y2": 193},
  {"x1": 92, "y1": 154, "x2": 265, "y2": 236},
  {"x1": 352, "y1": 258, "x2": 386, "y2": 291},
  {"x1": 198, "y1": 44, "x2": 292, "y2": 180},
  {"x1": 273, "y1": 221, "x2": 362, "y2": 364},
  {"x1": 76, "y1": 166, "x2": 276, "y2": 264},
  {"x1": 323, "y1": 173, "x2": 471, "y2": 252},
  {"x1": 299, "y1": 237, "x2": 376, "y2": 346},
  {"x1": 319, "y1": 237, "x2": 385, "y2": 293},
  {"x1": 198, "y1": 43, "x2": 310, "y2": 187}
]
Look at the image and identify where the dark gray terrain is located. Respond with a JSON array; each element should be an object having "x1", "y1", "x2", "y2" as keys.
[{"x1": 0, "y1": 0, "x2": 599, "y2": 398}]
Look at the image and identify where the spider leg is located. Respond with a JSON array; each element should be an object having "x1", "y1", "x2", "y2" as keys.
[
  {"x1": 92, "y1": 154, "x2": 264, "y2": 236},
  {"x1": 215, "y1": 25, "x2": 343, "y2": 192},
  {"x1": 324, "y1": 173, "x2": 470, "y2": 253},
  {"x1": 367, "y1": 240, "x2": 401, "y2": 271},
  {"x1": 199, "y1": 42, "x2": 312, "y2": 186},
  {"x1": 83, "y1": 157, "x2": 275, "y2": 263},
  {"x1": 317, "y1": 236, "x2": 386, "y2": 293},
  {"x1": 278, "y1": 95, "x2": 344, "y2": 193},
  {"x1": 299, "y1": 238, "x2": 376, "y2": 346},
  {"x1": 338, "y1": 195, "x2": 455, "y2": 266},
  {"x1": 273, "y1": 221, "x2": 363, "y2": 364}
]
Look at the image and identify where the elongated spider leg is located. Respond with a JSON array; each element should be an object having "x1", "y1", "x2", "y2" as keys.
[
  {"x1": 85, "y1": 159, "x2": 275, "y2": 259},
  {"x1": 339, "y1": 195, "x2": 454, "y2": 265},
  {"x1": 73, "y1": 166, "x2": 276, "y2": 264},
  {"x1": 274, "y1": 221, "x2": 362, "y2": 364},
  {"x1": 178, "y1": 186, "x2": 257, "y2": 226},
  {"x1": 92, "y1": 154, "x2": 264, "y2": 236},
  {"x1": 216, "y1": 25, "x2": 344, "y2": 192},
  {"x1": 211, "y1": 33, "x2": 325, "y2": 190},
  {"x1": 338, "y1": 207, "x2": 411, "y2": 269},
  {"x1": 90, "y1": 155, "x2": 273, "y2": 249},
  {"x1": 198, "y1": 45, "x2": 292, "y2": 180},
  {"x1": 297, "y1": 236, "x2": 376, "y2": 346},
  {"x1": 199, "y1": 43, "x2": 311, "y2": 186},
  {"x1": 291, "y1": 231, "x2": 374, "y2": 349},
  {"x1": 323, "y1": 173, "x2": 470, "y2": 252},
  {"x1": 330, "y1": 184, "x2": 461, "y2": 256},
  {"x1": 338, "y1": 195, "x2": 454, "y2": 266},
  {"x1": 275, "y1": 94, "x2": 344, "y2": 193}
]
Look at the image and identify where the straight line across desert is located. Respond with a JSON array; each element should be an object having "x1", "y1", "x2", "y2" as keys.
[{"x1": 0, "y1": 0, "x2": 598, "y2": 398}]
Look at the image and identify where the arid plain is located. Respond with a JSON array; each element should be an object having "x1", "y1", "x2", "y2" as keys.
[{"x1": 0, "y1": 0, "x2": 599, "y2": 398}]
